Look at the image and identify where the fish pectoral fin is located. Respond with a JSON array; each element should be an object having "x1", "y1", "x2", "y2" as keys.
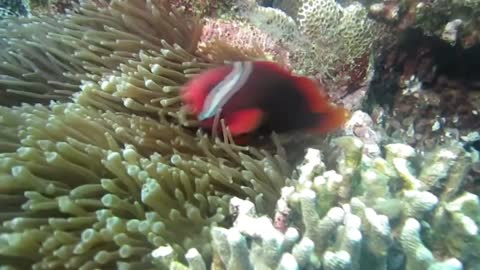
[{"x1": 225, "y1": 108, "x2": 264, "y2": 136}]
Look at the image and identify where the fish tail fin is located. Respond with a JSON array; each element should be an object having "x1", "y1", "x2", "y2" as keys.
[
  {"x1": 292, "y1": 76, "x2": 350, "y2": 133},
  {"x1": 307, "y1": 107, "x2": 350, "y2": 134}
]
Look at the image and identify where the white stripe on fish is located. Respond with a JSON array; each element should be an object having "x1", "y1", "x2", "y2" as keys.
[{"x1": 198, "y1": 61, "x2": 253, "y2": 120}]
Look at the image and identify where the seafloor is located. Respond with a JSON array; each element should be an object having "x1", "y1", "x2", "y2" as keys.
[{"x1": 0, "y1": 0, "x2": 479, "y2": 269}]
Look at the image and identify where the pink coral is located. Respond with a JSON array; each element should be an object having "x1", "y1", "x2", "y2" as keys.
[
  {"x1": 169, "y1": 0, "x2": 219, "y2": 17},
  {"x1": 198, "y1": 18, "x2": 291, "y2": 67}
]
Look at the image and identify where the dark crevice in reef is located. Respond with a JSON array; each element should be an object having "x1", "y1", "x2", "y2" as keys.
[
  {"x1": 365, "y1": 28, "x2": 480, "y2": 151},
  {"x1": 367, "y1": 28, "x2": 480, "y2": 112}
]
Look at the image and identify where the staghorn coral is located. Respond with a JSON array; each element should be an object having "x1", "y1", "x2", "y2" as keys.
[
  {"x1": 278, "y1": 136, "x2": 478, "y2": 269},
  {"x1": 164, "y1": 197, "x2": 322, "y2": 270}
]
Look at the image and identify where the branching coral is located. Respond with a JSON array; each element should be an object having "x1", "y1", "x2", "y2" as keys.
[
  {"x1": 147, "y1": 134, "x2": 478, "y2": 269},
  {"x1": 276, "y1": 136, "x2": 478, "y2": 269}
]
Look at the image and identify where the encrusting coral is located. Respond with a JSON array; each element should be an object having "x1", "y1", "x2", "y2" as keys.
[
  {"x1": 0, "y1": 0, "x2": 77, "y2": 17},
  {"x1": 367, "y1": 0, "x2": 480, "y2": 48}
]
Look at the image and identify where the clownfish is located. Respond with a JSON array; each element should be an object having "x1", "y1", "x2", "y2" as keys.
[{"x1": 181, "y1": 61, "x2": 349, "y2": 141}]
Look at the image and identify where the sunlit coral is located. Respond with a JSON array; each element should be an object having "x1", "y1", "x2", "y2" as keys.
[{"x1": 197, "y1": 17, "x2": 291, "y2": 66}]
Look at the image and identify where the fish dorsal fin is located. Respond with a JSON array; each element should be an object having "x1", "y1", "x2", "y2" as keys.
[{"x1": 199, "y1": 61, "x2": 254, "y2": 120}]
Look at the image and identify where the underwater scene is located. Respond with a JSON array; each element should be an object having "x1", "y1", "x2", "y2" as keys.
[{"x1": 0, "y1": 0, "x2": 479, "y2": 269}]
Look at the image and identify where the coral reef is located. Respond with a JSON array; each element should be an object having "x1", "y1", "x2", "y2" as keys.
[
  {"x1": 367, "y1": 0, "x2": 480, "y2": 48},
  {"x1": 1, "y1": 0, "x2": 479, "y2": 269},
  {"x1": 161, "y1": 136, "x2": 479, "y2": 269},
  {"x1": 367, "y1": 29, "x2": 480, "y2": 151},
  {"x1": 0, "y1": 0, "x2": 76, "y2": 17},
  {"x1": 284, "y1": 137, "x2": 479, "y2": 269},
  {"x1": 200, "y1": 0, "x2": 390, "y2": 110}
]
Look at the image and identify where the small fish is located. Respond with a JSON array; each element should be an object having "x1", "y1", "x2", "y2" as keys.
[{"x1": 181, "y1": 61, "x2": 349, "y2": 141}]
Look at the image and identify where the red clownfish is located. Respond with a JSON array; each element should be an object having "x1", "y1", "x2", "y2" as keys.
[{"x1": 181, "y1": 61, "x2": 349, "y2": 140}]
